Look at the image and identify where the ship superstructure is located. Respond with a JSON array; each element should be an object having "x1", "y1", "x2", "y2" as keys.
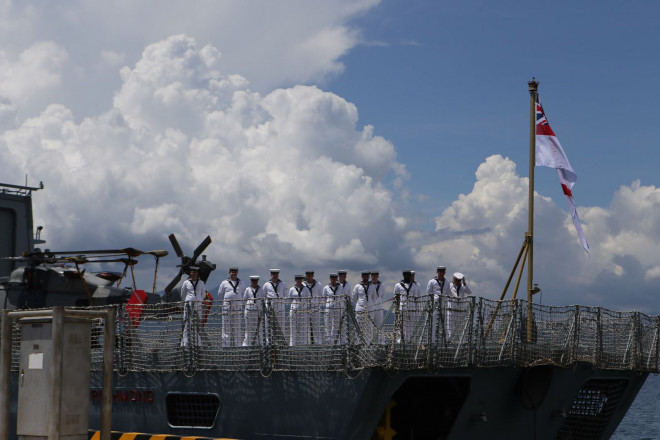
[{"x1": 0, "y1": 182, "x2": 42, "y2": 281}]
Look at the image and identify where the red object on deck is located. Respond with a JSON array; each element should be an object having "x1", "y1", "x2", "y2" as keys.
[
  {"x1": 126, "y1": 289, "x2": 147, "y2": 327},
  {"x1": 202, "y1": 291, "x2": 213, "y2": 326}
]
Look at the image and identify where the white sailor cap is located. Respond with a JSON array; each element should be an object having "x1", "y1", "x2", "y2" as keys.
[
  {"x1": 454, "y1": 272, "x2": 464, "y2": 280},
  {"x1": 410, "y1": 270, "x2": 416, "y2": 275},
  {"x1": 249, "y1": 275, "x2": 260, "y2": 281},
  {"x1": 330, "y1": 273, "x2": 338, "y2": 278},
  {"x1": 229, "y1": 267, "x2": 239, "y2": 272},
  {"x1": 361, "y1": 270, "x2": 371, "y2": 276},
  {"x1": 437, "y1": 266, "x2": 447, "y2": 271},
  {"x1": 294, "y1": 274, "x2": 305, "y2": 280},
  {"x1": 269, "y1": 268, "x2": 280, "y2": 273},
  {"x1": 189, "y1": 265, "x2": 199, "y2": 271},
  {"x1": 402, "y1": 269, "x2": 412, "y2": 276},
  {"x1": 338, "y1": 270, "x2": 348, "y2": 275},
  {"x1": 305, "y1": 270, "x2": 314, "y2": 275},
  {"x1": 371, "y1": 270, "x2": 379, "y2": 275}
]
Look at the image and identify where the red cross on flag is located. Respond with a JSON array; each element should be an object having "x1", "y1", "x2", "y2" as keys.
[{"x1": 535, "y1": 96, "x2": 590, "y2": 255}]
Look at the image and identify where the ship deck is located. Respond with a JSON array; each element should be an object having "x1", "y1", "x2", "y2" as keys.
[
  {"x1": 7, "y1": 296, "x2": 656, "y2": 375},
  {"x1": 3, "y1": 296, "x2": 657, "y2": 439}
]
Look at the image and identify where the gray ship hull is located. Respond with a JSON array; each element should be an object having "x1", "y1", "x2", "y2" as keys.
[{"x1": 82, "y1": 365, "x2": 645, "y2": 439}]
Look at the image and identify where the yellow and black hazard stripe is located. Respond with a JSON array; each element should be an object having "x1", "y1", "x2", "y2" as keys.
[{"x1": 88, "y1": 431, "x2": 238, "y2": 440}]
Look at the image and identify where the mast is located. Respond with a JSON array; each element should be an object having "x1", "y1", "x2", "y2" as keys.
[{"x1": 527, "y1": 78, "x2": 538, "y2": 340}]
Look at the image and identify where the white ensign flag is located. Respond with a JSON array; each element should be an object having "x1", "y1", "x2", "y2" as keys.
[{"x1": 535, "y1": 96, "x2": 590, "y2": 255}]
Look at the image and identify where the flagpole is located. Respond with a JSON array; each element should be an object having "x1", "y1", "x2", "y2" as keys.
[{"x1": 527, "y1": 78, "x2": 538, "y2": 341}]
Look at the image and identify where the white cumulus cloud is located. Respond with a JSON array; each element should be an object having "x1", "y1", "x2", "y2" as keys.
[
  {"x1": 0, "y1": 35, "x2": 410, "y2": 290},
  {"x1": 0, "y1": 0, "x2": 381, "y2": 118},
  {"x1": 416, "y1": 155, "x2": 660, "y2": 313},
  {"x1": 0, "y1": 42, "x2": 68, "y2": 107},
  {"x1": 1, "y1": 30, "x2": 659, "y2": 312}
]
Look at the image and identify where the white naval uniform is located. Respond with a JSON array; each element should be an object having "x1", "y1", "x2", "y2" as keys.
[
  {"x1": 218, "y1": 278, "x2": 246, "y2": 347},
  {"x1": 447, "y1": 281, "x2": 473, "y2": 339},
  {"x1": 263, "y1": 279, "x2": 288, "y2": 344},
  {"x1": 323, "y1": 283, "x2": 344, "y2": 344},
  {"x1": 243, "y1": 285, "x2": 265, "y2": 346},
  {"x1": 288, "y1": 285, "x2": 311, "y2": 346},
  {"x1": 370, "y1": 281, "x2": 384, "y2": 328},
  {"x1": 426, "y1": 277, "x2": 449, "y2": 298},
  {"x1": 427, "y1": 277, "x2": 449, "y2": 342},
  {"x1": 411, "y1": 281, "x2": 423, "y2": 312},
  {"x1": 181, "y1": 278, "x2": 206, "y2": 346},
  {"x1": 304, "y1": 280, "x2": 324, "y2": 345},
  {"x1": 393, "y1": 281, "x2": 417, "y2": 344},
  {"x1": 338, "y1": 279, "x2": 351, "y2": 342},
  {"x1": 354, "y1": 282, "x2": 372, "y2": 313},
  {"x1": 354, "y1": 281, "x2": 377, "y2": 343},
  {"x1": 340, "y1": 281, "x2": 353, "y2": 306},
  {"x1": 411, "y1": 281, "x2": 425, "y2": 341}
]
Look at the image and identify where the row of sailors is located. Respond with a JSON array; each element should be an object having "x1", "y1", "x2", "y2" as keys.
[{"x1": 181, "y1": 266, "x2": 472, "y2": 347}]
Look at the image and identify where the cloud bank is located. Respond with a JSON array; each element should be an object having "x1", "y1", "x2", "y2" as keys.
[
  {"x1": 0, "y1": 33, "x2": 658, "y2": 312},
  {"x1": 417, "y1": 155, "x2": 660, "y2": 312},
  {"x1": 0, "y1": 0, "x2": 380, "y2": 118},
  {"x1": 0, "y1": 35, "x2": 410, "y2": 284}
]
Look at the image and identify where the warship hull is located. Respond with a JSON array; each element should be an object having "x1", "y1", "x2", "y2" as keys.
[
  {"x1": 2, "y1": 362, "x2": 647, "y2": 439},
  {"x1": 81, "y1": 365, "x2": 647, "y2": 440},
  {"x1": 87, "y1": 296, "x2": 658, "y2": 440},
  {"x1": 4, "y1": 294, "x2": 658, "y2": 440}
]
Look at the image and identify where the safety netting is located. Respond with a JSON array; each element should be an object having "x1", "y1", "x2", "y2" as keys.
[{"x1": 6, "y1": 296, "x2": 660, "y2": 375}]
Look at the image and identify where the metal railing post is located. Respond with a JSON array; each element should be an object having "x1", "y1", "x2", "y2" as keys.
[
  {"x1": 0, "y1": 310, "x2": 11, "y2": 440},
  {"x1": 101, "y1": 308, "x2": 114, "y2": 440},
  {"x1": 596, "y1": 307, "x2": 602, "y2": 367},
  {"x1": 117, "y1": 305, "x2": 128, "y2": 375},
  {"x1": 634, "y1": 312, "x2": 642, "y2": 371},
  {"x1": 475, "y1": 297, "x2": 484, "y2": 366},
  {"x1": 499, "y1": 305, "x2": 516, "y2": 363},
  {"x1": 48, "y1": 306, "x2": 64, "y2": 440},
  {"x1": 512, "y1": 300, "x2": 522, "y2": 364},
  {"x1": 571, "y1": 305, "x2": 580, "y2": 364},
  {"x1": 648, "y1": 316, "x2": 660, "y2": 371}
]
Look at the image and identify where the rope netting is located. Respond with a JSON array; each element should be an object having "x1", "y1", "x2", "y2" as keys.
[{"x1": 7, "y1": 296, "x2": 660, "y2": 375}]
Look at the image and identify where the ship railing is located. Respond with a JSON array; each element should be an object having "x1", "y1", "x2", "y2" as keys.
[{"x1": 4, "y1": 297, "x2": 660, "y2": 374}]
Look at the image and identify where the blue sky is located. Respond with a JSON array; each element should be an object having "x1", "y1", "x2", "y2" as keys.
[
  {"x1": 329, "y1": 1, "x2": 659, "y2": 216},
  {"x1": 0, "y1": 0, "x2": 658, "y2": 312}
]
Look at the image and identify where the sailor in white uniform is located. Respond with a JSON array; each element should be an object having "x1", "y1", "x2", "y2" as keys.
[
  {"x1": 243, "y1": 275, "x2": 265, "y2": 346},
  {"x1": 410, "y1": 270, "x2": 424, "y2": 309},
  {"x1": 338, "y1": 270, "x2": 352, "y2": 307},
  {"x1": 304, "y1": 271, "x2": 324, "y2": 345},
  {"x1": 354, "y1": 271, "x2": 377, "y2": 343},
  {"x1": 288, "y1": 274, "x2": 310, "y2": 346},
  {"x1": 370, "y1": 271, "x2": 384, "y2": 330},
  {"x1": 263, "y1": 269, "x2": 288, "y2": 344},
  {"x1": 410, "y1": 270, "x2": 426, "y2": 341},
  {"x1": 427, "y1": 266, "x2": 449, "y2": 342},
  {"x1": 447, "y1": 272, "x2": 473, "y2": 340},
  {"x1": 393, "y1": 270, "x2": 415, "y2": 344},
  {"x1": 323, "y1": 273, "x2": 343, "y2": 344},
  {"x1": 217, "y1": 267, "x2": 246, "y2": 347},
  {"x1": 411, "y1": 271, "x2": 421, "y2": 294},
  {"x1": 181, "y1": 266, "x2": 205, "y2": 346}
]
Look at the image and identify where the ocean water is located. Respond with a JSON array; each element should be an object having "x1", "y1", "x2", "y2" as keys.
[{"x1": 612, "y1": 374, "x2": 660, "y2": 439}]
